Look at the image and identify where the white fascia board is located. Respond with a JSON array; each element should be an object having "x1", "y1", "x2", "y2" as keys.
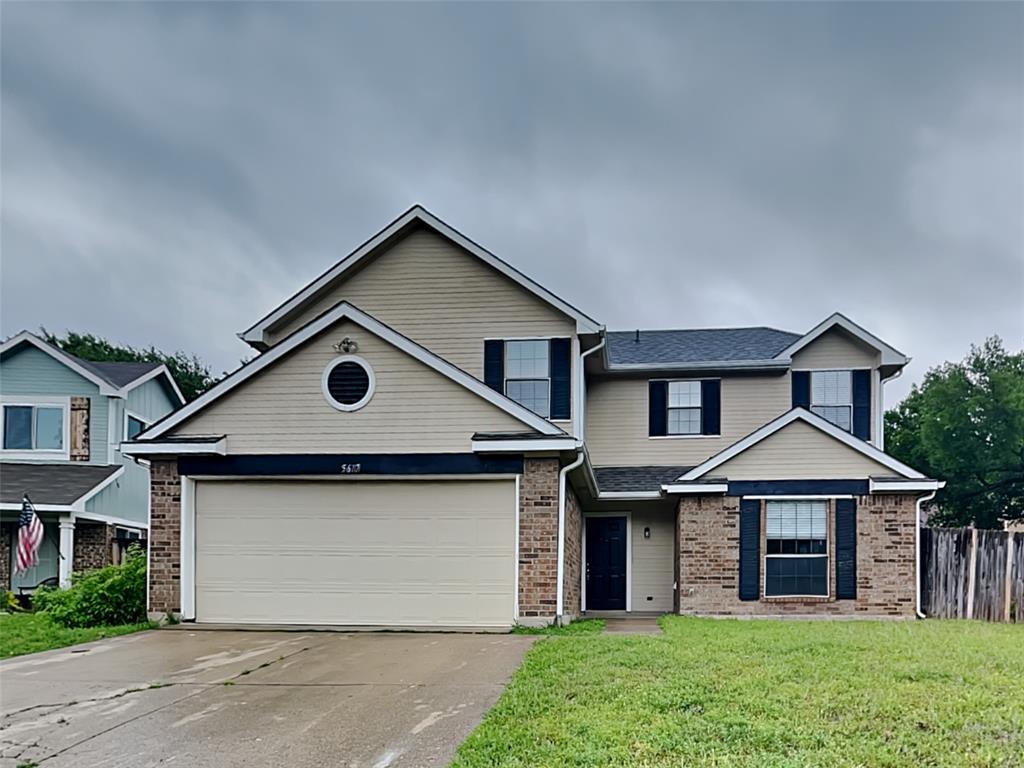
[
  {"x1": 146, "y1": 302, "x2": 564, "y2": 440},
  {"x1": 472, "y1": 438, "x2": 580, "y2": 453},
  {"x1": 122, "y1": 437, "x2": 227, "y2": 456},
  {"x1": 121, "y1": 365, "x2": 186, "y2": 406},
  {"x1": 0, "y1": 502, "x2": 74, "y2": 513},
  {"x1": 72, "y1": 510, "x2": 150, "y2": 529},
  {"x1": 0, "y1": 331, "x2": 119, "y2": 395},
  {"x1": 606, "y1": 359, "x2": 791, "y2": 373},
  {"x1": 71, "y1": 465, "x2": 126, "y2": 507},
  {"x1": 597, "y1": 490, "x2": 664, "y2": 500},
  {"x1": 677, "y1": 408, "x2": 926, "y2": 482},
  {"x1": 240, "y1": 206, "x2": 603, "y2": 344},
  {"x1": 662, "y1": 483, "x2": 729, "y2": 494},
  {"x1": 869, "y1": 478, "x2": 945, "y2": 493},
  {"x1": 777, "y1": 312, "x2": 908, "y2": 367}
]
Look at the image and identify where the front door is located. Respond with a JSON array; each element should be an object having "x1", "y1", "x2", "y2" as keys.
[{"x1": 585, "y1": 516, "x2": 627, "y2": 610}]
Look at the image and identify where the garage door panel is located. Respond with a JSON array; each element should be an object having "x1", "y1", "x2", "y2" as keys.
[{"x1": 194, "y1": 479, "x2": 516, "y2": 627}]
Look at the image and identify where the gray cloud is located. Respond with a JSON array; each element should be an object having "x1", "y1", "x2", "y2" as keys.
[{"x1": 2, "y1": 2, "x2": 1022, "y2": 404}]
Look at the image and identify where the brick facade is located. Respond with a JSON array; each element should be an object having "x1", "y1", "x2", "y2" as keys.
[
  {"x1": 0, "y1": 523, "x2": 11, "y2": 590},
  {"x1": 74, "y1": 522, "x2": 115, "y2": 572},
  {"x1": 562, "y1": 484, "x2": 583, "y2": 621},
  {"x1": 518, "y1": 458, "x2": 559, "y2": 622},
  {"x1": 70, "y1": 396, "x2": 90, "y2": 461},
  {"x1": 677, "y1": 494, "x2": 918, "y2": 617},
  {"x1": 149, "y1": 459, "x2": 181, "y2": 615}
]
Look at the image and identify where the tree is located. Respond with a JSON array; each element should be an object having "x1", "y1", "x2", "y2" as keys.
[
  {"x1": 42, "y1": 329, "x2": 220, "y2": 403},
  {"x1": 885, "y1": 337, "x2": 1024, "y2": 528}
]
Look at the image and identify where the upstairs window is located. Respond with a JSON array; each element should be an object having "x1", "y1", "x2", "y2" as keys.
[
  {"x1": 505, "y1": 340, "x2": 550, "y2": 418},
  {"x1": 810, "y1": 370, "x2": 852, "y2": 432},
  {"x1": 2, "y1": 403, "x2": 65, "y2": 452},
  {"x1": 667, "y1": 381, "x2": 701, "y2": 435},
  {"x1": 765, "y1": 500, "x2": 829, "y2": 597},
  {"x1": 125, "y1": 413, "x2": 148, "y2": 440}
]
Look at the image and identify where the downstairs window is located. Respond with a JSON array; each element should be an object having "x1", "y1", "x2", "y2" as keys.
[{"x1": 764, "y1": 500, "x2": 828, "y2": 597}]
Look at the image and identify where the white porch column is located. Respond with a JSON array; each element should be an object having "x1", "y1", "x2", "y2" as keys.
[{"x1": 58, "y1": 516, "x2": 75, "y2": 588}]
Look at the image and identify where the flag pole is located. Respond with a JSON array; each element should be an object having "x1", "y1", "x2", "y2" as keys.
[{"x1": 22, "y1": 493, "x2": 66, "y2": 561}]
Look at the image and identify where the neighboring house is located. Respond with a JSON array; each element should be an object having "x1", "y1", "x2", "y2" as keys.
[
  {"x1": 125, "y1": 206, "x2": 942, "y2": 628},
  {"x1": 0, "y1": 332, "x2": 185, "y2": 592}
]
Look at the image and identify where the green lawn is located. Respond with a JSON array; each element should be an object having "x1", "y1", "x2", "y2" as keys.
[
  {"x1": 0, "y1": 611, "x2": 154, "y2": 659},
  {"x1": 454, "y1": 616, "x2": 1024, "y2": 767}
]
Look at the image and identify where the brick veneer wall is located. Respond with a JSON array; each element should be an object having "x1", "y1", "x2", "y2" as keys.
[
  {"x1": 518, "y1": 458, "x2": 559, "y2": 622},
  {"x1": 74, "y1": 523, "x2": 115, "y2": 572},
  {"x1": 562, "y1": 484, "x2": 583, "y2": 621},
  {"x1": 149, "y1": 459, "x2": 181, "y2": 615},
  {"x1": 677, "y1": 494, "x2": 918, "y2": 617},
  {"x1": 0, "y1": 524, "x2": 12, "y2": 590}
]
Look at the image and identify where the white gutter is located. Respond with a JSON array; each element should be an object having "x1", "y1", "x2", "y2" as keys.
[
  {"x1": 575, "y1": 334, "x2": 606, "y2": 440},
  {"x1": 915, "y1": 487, "x2": 940, "y2": 619}
]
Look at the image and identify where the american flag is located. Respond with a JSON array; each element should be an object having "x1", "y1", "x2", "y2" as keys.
[{"x1": 16, "y1": 495, "x2": 44, "y2": 575}]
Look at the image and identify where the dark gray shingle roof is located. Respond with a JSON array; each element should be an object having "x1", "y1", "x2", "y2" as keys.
[
  {"x1": 606, "y1": 327, "x2": 801, "y2": 367},
  {"x1": 76, "y1": 360, "x2": 163, "y2": 388},
  {"x1": 593, "y1": 465, "x2": 692, "y2": 493},
  {"x1": 0, "y1": 463, "x2": 121, "y2": 505}
]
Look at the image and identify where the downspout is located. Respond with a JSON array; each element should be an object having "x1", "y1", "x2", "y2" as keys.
[
  {"x1": 915, "y1": 489, "x2": 938, "y2": 619},
  {"x1": 556, "y1": 333, "x2": 606, "y2": 623}
]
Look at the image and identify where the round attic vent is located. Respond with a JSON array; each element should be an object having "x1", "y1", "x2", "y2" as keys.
[{"x1": 321, "y1": 355, "x2": 374, "y2": 411}]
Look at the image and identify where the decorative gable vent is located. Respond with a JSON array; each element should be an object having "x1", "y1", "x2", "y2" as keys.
[{"x1": 322, "y1": 356, "x2": 375, "y2": 412}]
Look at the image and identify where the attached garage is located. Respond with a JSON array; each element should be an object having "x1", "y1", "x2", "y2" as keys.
[{"x1": 192, "y1": 478, "x2": 517, "y2": 628}]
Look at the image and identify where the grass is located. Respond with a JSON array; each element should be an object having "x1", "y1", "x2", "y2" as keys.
[
  {"x1": 0, "y1": 611, "x2": 155, "y2": 659},
  {"x1": 454, "y1": 616, "x2": 1024, "y2": 767},
  {"x1": 513, "y1": 619, "x2": 606, "y2": 636}
]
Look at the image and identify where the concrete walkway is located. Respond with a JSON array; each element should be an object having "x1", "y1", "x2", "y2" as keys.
[{"x1": 0, "y1": 629, "x2": 536, "y2": 768}]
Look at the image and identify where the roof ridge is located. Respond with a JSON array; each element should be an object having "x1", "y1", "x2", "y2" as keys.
[{"x1": 607, "y1": 325, "x2": 799, "y2": 335}]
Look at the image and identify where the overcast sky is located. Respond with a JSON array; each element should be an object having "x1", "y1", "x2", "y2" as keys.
[{"x1": 2, "y1": 2, "x2": 1022, "y2": 406}]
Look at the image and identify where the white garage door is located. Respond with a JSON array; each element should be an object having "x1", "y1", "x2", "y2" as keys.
[{"x1": 194, "y1": 479, "x2": 516, "y2": 628}]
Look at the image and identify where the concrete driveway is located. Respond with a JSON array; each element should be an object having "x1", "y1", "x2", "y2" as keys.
[{"x1": 0, "y1": 629, "x2": 536, "y2": 768}]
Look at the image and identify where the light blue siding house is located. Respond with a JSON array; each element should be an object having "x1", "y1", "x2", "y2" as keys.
[{"x1": 0, "y1": 331, "x2": 184, "y2": 591}]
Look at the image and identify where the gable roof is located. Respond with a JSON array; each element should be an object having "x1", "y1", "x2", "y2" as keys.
[
  {"x1": 0, "y1": 331, "x2": 185, "y2": 405},
  {"x1": 143, "y1": 302, "x2": 567, "y2": 440},
  {"x1": 606, "y1": 327, "x2": 800, "y2": 369},
  {"x1": 673, "y1": 408, "x2": 925, "y2": 482},
  {"x1": 239, "y1": 205, "x2": 603, "y2": 347},
  {"x1": 0, "y1": 462, "x2": 124, "y2": 507},
  {"x1": 776, "y1": 312, "x2": 908, "y2": 367}
]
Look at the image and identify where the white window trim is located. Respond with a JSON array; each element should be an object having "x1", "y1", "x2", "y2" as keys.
[
  {"x1": 581, "y1": 510, "x2": 632, "y2": 613},
  {"x1": 321, "y1": 355, "x2": 375, "y2": 412},
  {"x1": 804, "y1": 368, "x2": 857, "y2": 434},
  {"x1": 648, "y1": 377, "x2": 720, "y2": 439},
  {"x1": 124, "y1": 409, "x2": 150, "y2": 441},
  {"x1": 762, "y1": 499, "x2": 830, "y2": 600},
  {"x1": 0, "y1": 396, "x2": 71, "y2": 460},
  {"x1": 500, "y1": 337, "x2": 554, "y2": 420}
]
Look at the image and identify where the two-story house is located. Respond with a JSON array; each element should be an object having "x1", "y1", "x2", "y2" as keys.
[
  {"x1": 124, "y1": 206, "x2": 941, "y2": 627},
  {"x1": 0, "y1": 332, "x2": 184, "y2": 591}
]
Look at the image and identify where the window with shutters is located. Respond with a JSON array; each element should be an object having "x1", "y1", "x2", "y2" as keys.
[
  {"x1": 504, "y1": 340, "x2": 551, "y2": 418},
  {"x1": 764, "y1": 500, "x2": 829, "y2": 597},
  {"x1": 321, "y1": 356, "x2": 375, "y2": 412},
  {"x1": 810, "y1": 370, "x2": 852, "y2": 432},
  {"x1": 1, "y1": 399, "x2": 68, "y2": 458},
  {"x1": 667, "y1": 380, "x2": 701, "y2": 435}
]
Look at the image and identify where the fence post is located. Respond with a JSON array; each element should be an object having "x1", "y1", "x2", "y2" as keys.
[
  {"x1": 1006, "y1": 532, "x2": 1017, "y2": 623},
  {"x1": 966, "y1": 526, "x2": 978, "y2": 620}
]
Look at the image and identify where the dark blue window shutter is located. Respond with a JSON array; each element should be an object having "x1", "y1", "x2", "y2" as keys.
[
  {"x1": 701, "y1": 380, "x2": 721, "y2": 435},
  {"x1": 835, "y1": 498, "x2": 857, "y2": 599},
  {"x1": 484, "y1": 340, "x2": 504, "y2": 393},
  {"x1": 852, "y1": 370, "x2": 871, "y2": 440},
  {"x1": 792, "y1": 370, "x2": 810, "y2": 410},
  {"x1": 648, "y1": 381, "x2": 667, "y2": 437},
  {"x1": 549, "y1": 338, "x2": 571, "y2": 420},
  {"x1": 739, "y1": 499, "x2": 760, "y2": 601}
]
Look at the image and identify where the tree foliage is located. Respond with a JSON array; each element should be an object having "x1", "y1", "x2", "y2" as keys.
[
  {"x1": 42, "y1": 329, "x2": 219, "y2": 402},
  {"x1": 885, "y1": 337, "x2": 1024, "y2": 528}
]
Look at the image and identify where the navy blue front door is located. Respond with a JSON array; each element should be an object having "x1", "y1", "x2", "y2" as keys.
[{"x1": 586, "y1": 517, "x2": 627, "y2": 610}]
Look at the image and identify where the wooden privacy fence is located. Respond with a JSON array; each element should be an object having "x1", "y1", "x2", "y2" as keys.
[{"x1": 920, "y1": 527, "x2": 1024, "y2": 622}]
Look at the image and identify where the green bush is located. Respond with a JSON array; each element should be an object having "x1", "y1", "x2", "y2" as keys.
[{"x1": 34, "y1": 546, "x2": 147, "y2": 628}]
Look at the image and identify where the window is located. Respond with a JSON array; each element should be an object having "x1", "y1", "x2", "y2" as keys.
[
  {"x1": 505, "y1": 340, "x2": 550, "y2": 418},
  {"x1": 125, "y1": 414, "x2": 148, "y2": 440},
  {"x1": 2, "y1": 404, "x2": 65, "y2": 452},
  {"x1": 321, "y1": 356, "x2": 375, "y2": 411},
  {"x1": 810, "y1": 370, "x2": 852, "y2": 432},
  {"x1": 765, "y1": 500, "x2": 828, "y2": 597},
  {"x1": 667, "y1": 381, "x2": 701, "y2": 435}
]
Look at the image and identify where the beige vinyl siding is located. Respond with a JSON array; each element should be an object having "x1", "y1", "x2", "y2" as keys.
[
  {"x1": 791, "y1": 328, "x2": 880, "y2": 369},
  {"x1": 712, "y1": 420, "x2": 891, "y2": 479},
  {"x1": 585, "y1": 374, "x2": 791, "y2": 466},
  {"x1": 176, "y1": 319, "x2": 526, "y2": 453},
  {"x1": 194, "y1": 479, "x2": 516, "y2": 627},
  {"x1": 265, "y1": 228, "x2": 576, "y2": 373},
  {"x1": 630, "y1": 508, "x2": 675, "y2": 612}
]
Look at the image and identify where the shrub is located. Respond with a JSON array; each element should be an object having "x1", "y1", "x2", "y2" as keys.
[{"x1": 34, "y1": 545, "x2": 147, "y2": 628}]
